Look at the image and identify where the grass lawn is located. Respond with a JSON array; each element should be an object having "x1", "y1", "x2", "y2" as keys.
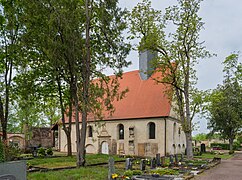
[
  {"x1": 28, "y1": 166, "x2": 109, "y2": 180},
  {"x1": 194, "y1": 152, "x2": 233, "y2": 159},
  {"x1": 28, "y1": 154, "x2": 124, "y2": 169},
  {"x1": 27, "y1": 152, "x2": 233, "y2": 180}
]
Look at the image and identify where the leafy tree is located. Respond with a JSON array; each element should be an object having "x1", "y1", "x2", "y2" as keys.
[
  {"x1": 206, "y1": 53, "x2": 242, "y2": 151},
  {"x1": 20, "y1": 0, "x2": 130, "y2": 166},
  {"x1": 193, "y1": 133, "x2": 207, "y2": 141},
  {"x1": 0, "y1": 0, "x2": 23, "y2": 141},
  {"x1": 129, "y1": 0, "x2": 210, "y2": 158}
]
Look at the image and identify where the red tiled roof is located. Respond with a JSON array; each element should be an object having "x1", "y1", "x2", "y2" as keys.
[{"x1": 64, "y1": 70, "x2": 171, "y2": 123}]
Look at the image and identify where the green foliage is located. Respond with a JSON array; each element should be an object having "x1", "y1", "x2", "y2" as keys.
[
  {"x1": 123, "y1": 169, "x2": 133, "y2": 178},
  {"x1": 229, "y1": 150, "x2": 234, "y2": 155},
  {"x1": 46, "y1": 148, "x2": 53, "y2": 156},
  {"x1": 193, "y1": 133, "x2": 208, "y2": 141},
  {"x1": 37, "y1": 147, "x2": 46, "y2": 157},
  {"x1": 0, "y1": 140, "x2": 5, "y2": 162},
  {"x1": 205, "y1": 53, "x2": 242, "y2": 150},
  {"x1": 210, "y1": 143, "x2": 240, "y2": 150},
  {"x1": 129, "y1": 0, "x2": 211, "y2": 158},
  {"x1": 3, "y1": 144, "x2": 21, "y2": 161},
  {"x1": 123, "y1": 169, "x2": 142, "y2": 178},
  {"x1": 150, "y1": 168, "x2": 179, "y2": 176},
  {"x1": 28, "y1": 166, "x2": 108, "y2": 180}
]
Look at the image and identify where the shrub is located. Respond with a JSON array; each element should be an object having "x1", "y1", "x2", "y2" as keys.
[
  {"x1": 229, "y1": 150, "x2": 234, "y2": 154},
  {"x1": 151, "y1": 168, "x2": 179, "y2": 176},
  {"x1": 132, "y1": 170, "x2": 142, "y2": 175},
  {"x1": 3, "y1": 144, "x2": 21, "y2": 161},
  {"x1": 46, "y1": 148, "x2": 53, "y2": 156},
  {"x1": 38, "y1": 147, "x2": 46, "y2": 156},
  {"x1": 210, "y1": 143, "x2": 240, "y2": 150},
  {"x1": 0, "y1": 140, "x2": 4, "y2": 162},
  {"x1": 123, "y1": 170, "x2": 133, "y2": 178}
]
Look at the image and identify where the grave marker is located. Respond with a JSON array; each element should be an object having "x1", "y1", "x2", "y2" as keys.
[
  {"x1": 108, "y1": 157, "x2": 115, "y2": 180},
  {"x1": 140, "y1": 159, "x2": 146, "y2": 171},
  {"x1": 156, "y1": 153, "x2": 161, "y2": 166},
  {"x1": 150, "y1": 158, "x2": 156, "y2": 169},
  {"x1": 125, "y1": 158, "x2": 132, "y2": 170}
]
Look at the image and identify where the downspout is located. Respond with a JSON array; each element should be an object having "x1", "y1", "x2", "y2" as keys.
[{"x1": 164, "y1": 118, "x2": 167, "y2": 156}]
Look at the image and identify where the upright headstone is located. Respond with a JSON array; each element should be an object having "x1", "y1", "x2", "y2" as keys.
[
  {"x1": 156, "y1": 153, "x2": 161, "y2": 166},
  {"x1": 180, "y1": 153, "x2": 184, "y2": 162},
  {"x1": 108, "y1": 157, "x2": 115, "y2": 180},
  {"x1": 140, "y1": 159, "x2": 146, "y2": 171},
  {"x1": 150, "y1": 158, "x2": 156, "y2": 169},
  {"x1": 125, "y1": 158, "x2": 132, "y2": 170},
  {"x1": 175, "y1": 154, "x2": 179, "y2": 164},
  {"x1": 169, "y1": 155, "x2": 174, "y2": 165},
  {"x1": 201, "y1": 143, "x2": 206, "y2": 153},
  {"x1": 161, "y1": 156, "x2": 165, "y2": 166}
]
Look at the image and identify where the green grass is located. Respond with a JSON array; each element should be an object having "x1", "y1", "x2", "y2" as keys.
[
  {"x1": 28, "y1": 154, "x2": 124, "y2": 169},
  {"x1": 28, "y1": 166, "x2": 108, "y2": 180},
  {"x1": 194, "y1": 152, "x2": 233, "y2": 159}
]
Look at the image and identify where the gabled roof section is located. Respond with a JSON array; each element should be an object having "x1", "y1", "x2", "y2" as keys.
[
  {"x1": 101, "y1": 70, "x2": 171, "y2": 120},
  {"x1": 64, "y1": 70, "x2": 172, "y2": 123}
]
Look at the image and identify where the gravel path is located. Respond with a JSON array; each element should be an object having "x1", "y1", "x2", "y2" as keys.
[{"x1": 193, "y1": 152, "x2": 242, "y2": 180}]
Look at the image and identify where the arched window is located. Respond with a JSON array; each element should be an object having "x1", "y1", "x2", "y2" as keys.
[
  {"x1": 88, "y1": 126, "x2": 93, "y2": 137},
  {"x1": 118, "y1": 124, "x2": 124, "y2": 139},
  {"x1": 148, "y1": 122, "x2": 156, "y2": 139}
]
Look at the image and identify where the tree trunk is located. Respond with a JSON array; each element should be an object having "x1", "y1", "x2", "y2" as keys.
[
  {"x1": 77, "y1": 0, "x2": 91, "y2": 167},
  {"x1": 74, "y1": 85, "x2": 81, "y2": 167},
  {"x1": 0, "y1": 98, "x2": 7, "y2": 141},
  {"x1": 185, "y1": 131, "x2": 193, "y2": 159},
  {"x1": 66, "y1": 131, "x2": 72, "y2": 156},
  {"x1": 229, "y1": 138, "x2": 234, "y2": 152},
  {"x1": 56, "y1": 74, "x2": 72, "y2": 156}
]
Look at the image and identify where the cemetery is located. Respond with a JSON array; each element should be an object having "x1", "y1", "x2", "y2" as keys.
[{"x1": 0, "y1": 141, "x2": 235, "y2": 180}]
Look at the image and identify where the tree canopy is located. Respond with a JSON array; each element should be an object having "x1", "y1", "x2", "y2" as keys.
[
  {"x1": 129, "y1": 0, "x2": 210, "y2": 158},
  {"x1": 205, "y1": 53, "x2": 242, "y2": 151}
]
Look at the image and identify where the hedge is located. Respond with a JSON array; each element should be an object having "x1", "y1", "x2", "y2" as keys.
[{"x1": 210, "y1": 143, "x2": 240, "y2": 150}]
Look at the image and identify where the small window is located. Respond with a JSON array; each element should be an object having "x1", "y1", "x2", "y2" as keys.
[
  {"x1": 88, "y1": 126, "x2": 93, "y2": 137},
  {"x1": 118, "y1": 124, "x2": 124, "y2": 139},
  {"x1": 148, "y1": 122, "x2": 156, "y2": 139},
  {"x1": 178, "y1": 127, "x2": 181, "y2": 135}
]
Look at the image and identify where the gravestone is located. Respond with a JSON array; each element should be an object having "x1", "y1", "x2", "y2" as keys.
[
  {"x1": 180, "y1": 154, "x2": 184, "y2": 162},
  {"x1": 0, "y1": 161, "x2": 26, "y2": 180},
  {"x1": 201, "y1": 143, "x2": 206, "y2": 153},
  {"x1": 108, "y1": 157, "x2": 115, "y2": 180},
  {"x1": 161, "y1": 156, "x2": 165, "y2": 166},
  {"x1": 140, "y1": 159, "x2": 146, "y2": 171},
  {"x1": 150, "y1": 158, "x2": 156, "y2": 169},
  {"x1": 156, "y1": 153, "x2": 161, "y2": 166},
  {"x1": 125, "y1": 158, "x2": 132, "y2": 170},
  {"x1": 169, "y1": 155, "x2": 174, "y2": 167},
  {"x1": 174, "y1": 154, "x2": 179, "y2": 164}
]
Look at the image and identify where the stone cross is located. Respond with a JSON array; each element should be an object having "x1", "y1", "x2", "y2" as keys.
[
  {"x1": 125, "y1": 158, "x2": 132, "y2": 170},
  {"x1": 108, "y1": 157, "x2": 115, "y2": 180},
  {"x1": 140, "y1": 159, "x2": 146, "y2": 171}
]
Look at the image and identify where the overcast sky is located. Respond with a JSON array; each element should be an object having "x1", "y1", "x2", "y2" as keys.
[{"x1": 118, "y1": 0, "x2": 242, "y2": 135}]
